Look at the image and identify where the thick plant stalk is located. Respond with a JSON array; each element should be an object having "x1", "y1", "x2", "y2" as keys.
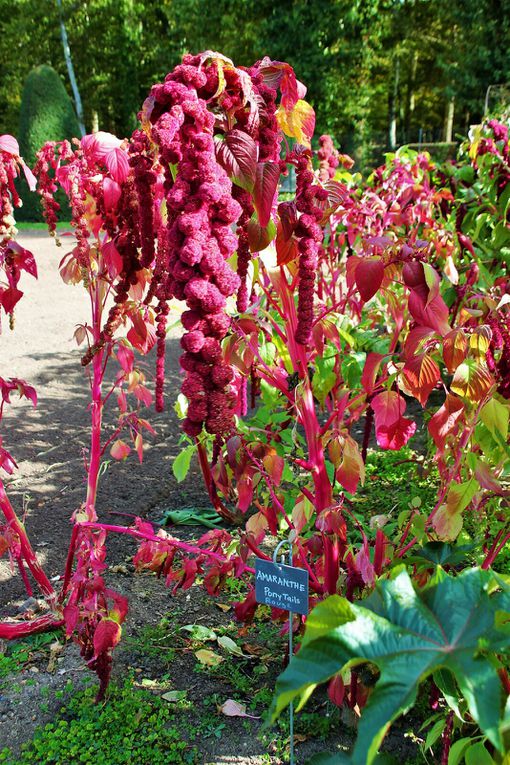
[
  {"x1": 84, "y1": 279, "x2": 105, "y2": 518},
  {"x1": 0, "y1": 613, "x2": 63, "y2": 639},
  {"x1": 85, "y1": 348, "x2": 104, "y2": 517},
  {"x1": 195, "y1": 440, "x2": 238, "y2": 524}
]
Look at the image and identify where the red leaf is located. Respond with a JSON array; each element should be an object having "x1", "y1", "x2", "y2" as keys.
[
  {"x1": 8, "y1": 241, "x2": 37, "y2": 278},
  {"x1": 442, "y1": 329, "x2": 468, "y2": 373},
  {"x1": 404, "y1": 262, "x2": 450, "y2": 335},
  {"x1": 253, "y1": 162, "x2": 279, "y2": 227},
  {"x1": 21, "y1": 162, "x2": 37, "y2": 191},
  {"x1": 247, "y1": 217, "x2": 276, "y2": 252},
  {"x1": 276, "y1": 222, "x2": 298, "y2": 266},
  {"x1": 102, "y1": 239, "x2": 123, "y2": 279},
  {"x1": 103, "y1": 177, "x2": 122, "y2": 212},
  {"x1": 408, "y1": 291, "x2": 451, "y2": 335},
  {"x1": 402, "y1": 261, "x2": 425, "y2": 291},
  {"x1": 104, "y1": 589, "x2": 129, "y2": 623},
  {"x1": 355, "y1": 536, "x2": 375, "y2": 586},
  {"x1": 105, "y1": 148, "x2": 130, "y2": 184},
  {"x1": 134, "y1": 432, "x2": 144, "y2": 463},
  {"x1": 116, "y1": 343, "x2": 134, "y2": 373},
  {"x1": 13, "y1": 379, "x2": 37, "y2": 407},
  {"x1": 215, "y1": 130, "x2": 258, "y2": 192},
  {"x1": 110, "y1": 440, "x2": 131, "y2": 460},
  {"x1": 262, "y1": 450, "x2": 284, "y2": 486},
  {"x1": 0, "y1": 134, "x2": 19, "y2": 155},
  {"x1": 93, "y1": 618, "x2": 121, "y2": 658},
  {"x1": 428, "y1": 394, "x2": 464, "y2": 454},
  {"x1": 278, "y1": 201, "x2": 298, "y2": 240},
  {"x1": 404, "y1": 327, "x2": 438, "y2": 358},
  {"x1": 1, "y1": 287, "x2": 23, "y2": 313},
  {"x1": 355, "y1": 258, "x2": 385, "y2": 302},
  {"x1": 181, "y1": 558, "x2": 199, "y2": 590},
  {"x1": 335, "y1": 435, "x2": 365, "y2": 494},
  {"x1": 233, "y1": 588, "x2": 258, "y2": 623},
  {"x1": 0, "y1": 445, "x2": 17, "y2": 475},
  {"x1": 258, "y1": 59, "x2": 299, "y2": 110},
  {"x1": 237, "y1": 474, "x2": 254, "y2": 513},
  {"x1": 328, "y1": 675, "x2": 345, "y2": 707},
  {"x1": 63, "y1": 604, "x2": 79, "y2": 638},
  {"x1": 371, "y1": 391, "x2": 416, "y2": 450},
  {"x1": 361, "y1": 352, "x2": 385, "y2": 395},
  {"x1": 402, "y1": 353, "x2": 441, "y2": 406}
]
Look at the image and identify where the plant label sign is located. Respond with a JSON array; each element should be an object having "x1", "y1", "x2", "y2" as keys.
[{"x1": 255, "y1": 559, "x2": 309, "y2": 615}]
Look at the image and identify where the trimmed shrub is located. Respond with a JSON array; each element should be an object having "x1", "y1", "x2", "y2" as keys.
[{"x1": 17, "y1": 65, "x2": 80, "y2": 221}]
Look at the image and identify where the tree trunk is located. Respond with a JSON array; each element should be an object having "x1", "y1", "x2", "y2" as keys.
[
  {"x1": 56, "y1": 0, "x2": 86, "y2": 137},
  {"x1": 388, "y1": 56, "x2": 400, "y2": 150},
  {"x1": 404, "y1": 52, "x2": 418, "y2": 141},
  {"x1": 444, "y1": 96, "x2": 455, "y2": 143}
]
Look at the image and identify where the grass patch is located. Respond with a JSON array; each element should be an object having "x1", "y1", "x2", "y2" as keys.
[
  {"x1": 15, "y1": 221, "x2": 72, "y2": 231},
  {"x1": 0, "y1": 678, "x2": 197, "y2": 765},
  {"x1": 0, "y1": 632, "x2": 58, "y2": 686}
]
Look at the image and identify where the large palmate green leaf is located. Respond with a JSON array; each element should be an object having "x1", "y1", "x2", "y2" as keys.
[{"x1": 271, "y1": 567, "x2": 510, "y2": 765}]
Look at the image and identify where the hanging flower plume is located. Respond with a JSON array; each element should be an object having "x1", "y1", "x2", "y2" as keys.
[{"x1": 133, "y1": 52, "x2": 313, "y2": 436}]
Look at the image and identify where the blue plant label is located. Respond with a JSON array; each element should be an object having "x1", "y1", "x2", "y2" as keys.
[{"x1": 255, "y1": 559, "x2": 309, "y2": 615}]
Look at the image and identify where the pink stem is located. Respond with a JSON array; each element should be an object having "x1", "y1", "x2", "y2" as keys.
[
  {"x1": 79, "y1": 521, "x2": 227, "y2": 561},
  {"x1": 15, "y1": 555, "x2": 33, "y2": 597},
  {"x1": 0, "y1": 613, "x2": 64, "y2": 639},
  {"x1": 0, "y1": 481, "x2": 56, "y2": 603},
  {"x1": 85, "y1": 347, "x2": 104, "y2": 516},
  {"x1": 195, "y1": 440, "x2": 237, "y2": 523},
  {"x1": 482, "y1": 530, "x2": 510, "y2": 569}
]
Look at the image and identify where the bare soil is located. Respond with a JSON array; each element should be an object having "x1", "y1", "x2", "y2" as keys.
[{"x1": 0, "y1": 231, "x2": 421, "y2": 764}]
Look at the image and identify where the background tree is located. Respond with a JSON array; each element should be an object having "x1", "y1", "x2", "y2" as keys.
[{"x1": 0, "y1": 0, "x2": 508, "y2": 174}]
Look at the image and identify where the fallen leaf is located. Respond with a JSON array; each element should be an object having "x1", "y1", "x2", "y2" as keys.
[
  {"x1": 219, "y1": 699, "x2": 260, "y2": 719},
  {"x1": 110, "y1": 564, "x2": 129, "y2": 575},
  {"x1": 195, "y1": 649, "x2": 223, "y2": 667},
  {"x1": 182, "y1": 624, "x2": 217, "y2": 642},
  {"x1": 217, "y1": 635, "x2": 245, "y2": 657},
  {"x1": 242, "y1": 643, "x2": 266, "y2": 657},
  {"x1": 215, "y1": 603, "x2": 231, "y2": 613},
  {"x1": 161, "y1": 690, "x2": 187, "y2": 703},
  {"x1": 138, "y1": 678, "x2": 172, "y2": 691}
]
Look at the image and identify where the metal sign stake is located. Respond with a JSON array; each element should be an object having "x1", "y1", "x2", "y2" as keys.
[{"x1": 273, "y1": 535, "x2": 296, "y2": 765}]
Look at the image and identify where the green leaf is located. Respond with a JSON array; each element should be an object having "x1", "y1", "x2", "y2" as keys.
[
  {"x1": 434, "y1": 669, "x2": 464, "y2": 720},
  {"x1": 172, "y1": 445, "x2": 195, "y2": 483},
  {"x1": 312, "y1": 354, "x2": 337, "y2": 405},
  {"x1": 480, "y1": 398, "x2": 509, "y2": 441},
  {"x1": 447, "y1": 737, "x2": 474, "y2": 765},
  {"x1": 424, "y1": 718, "x2": 446, "y2": 750},
  {"x1": 309, "y1": 753, "x2": 352, "y2": 765},
  {"x1": 465, "y1": 742, "x2": 495, "y2": 765},
  {"x1": 271, "y1": 568, "x2": 510, "y2": 765},
  {"x1": 407, "y1": 542, "x2": 473, "y2": 567}
]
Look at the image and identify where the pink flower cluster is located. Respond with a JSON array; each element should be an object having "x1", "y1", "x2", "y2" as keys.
[
  {"x1": 146, "y1": 56, "x2": 244, "y2": 435},
  {"x1": 130, "y1": 130, "x2": 157, "y2": 269},
  {"x1": 317, "y1": 134, "x2": 339, "y2": 181},
  {"x1": 487, "y1": 313, "x2": 510, "y2": 399},
  {"x1": 291, "y1": 151, "x2": 327, "y2": 344},
  {"x1": 243, "y1": 64, "x2": 280, "y2": 162}
]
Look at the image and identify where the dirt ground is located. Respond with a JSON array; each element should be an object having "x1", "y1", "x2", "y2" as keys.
[{"x1": 0, "y1": 231, "x2": 421, "y2": 764}]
